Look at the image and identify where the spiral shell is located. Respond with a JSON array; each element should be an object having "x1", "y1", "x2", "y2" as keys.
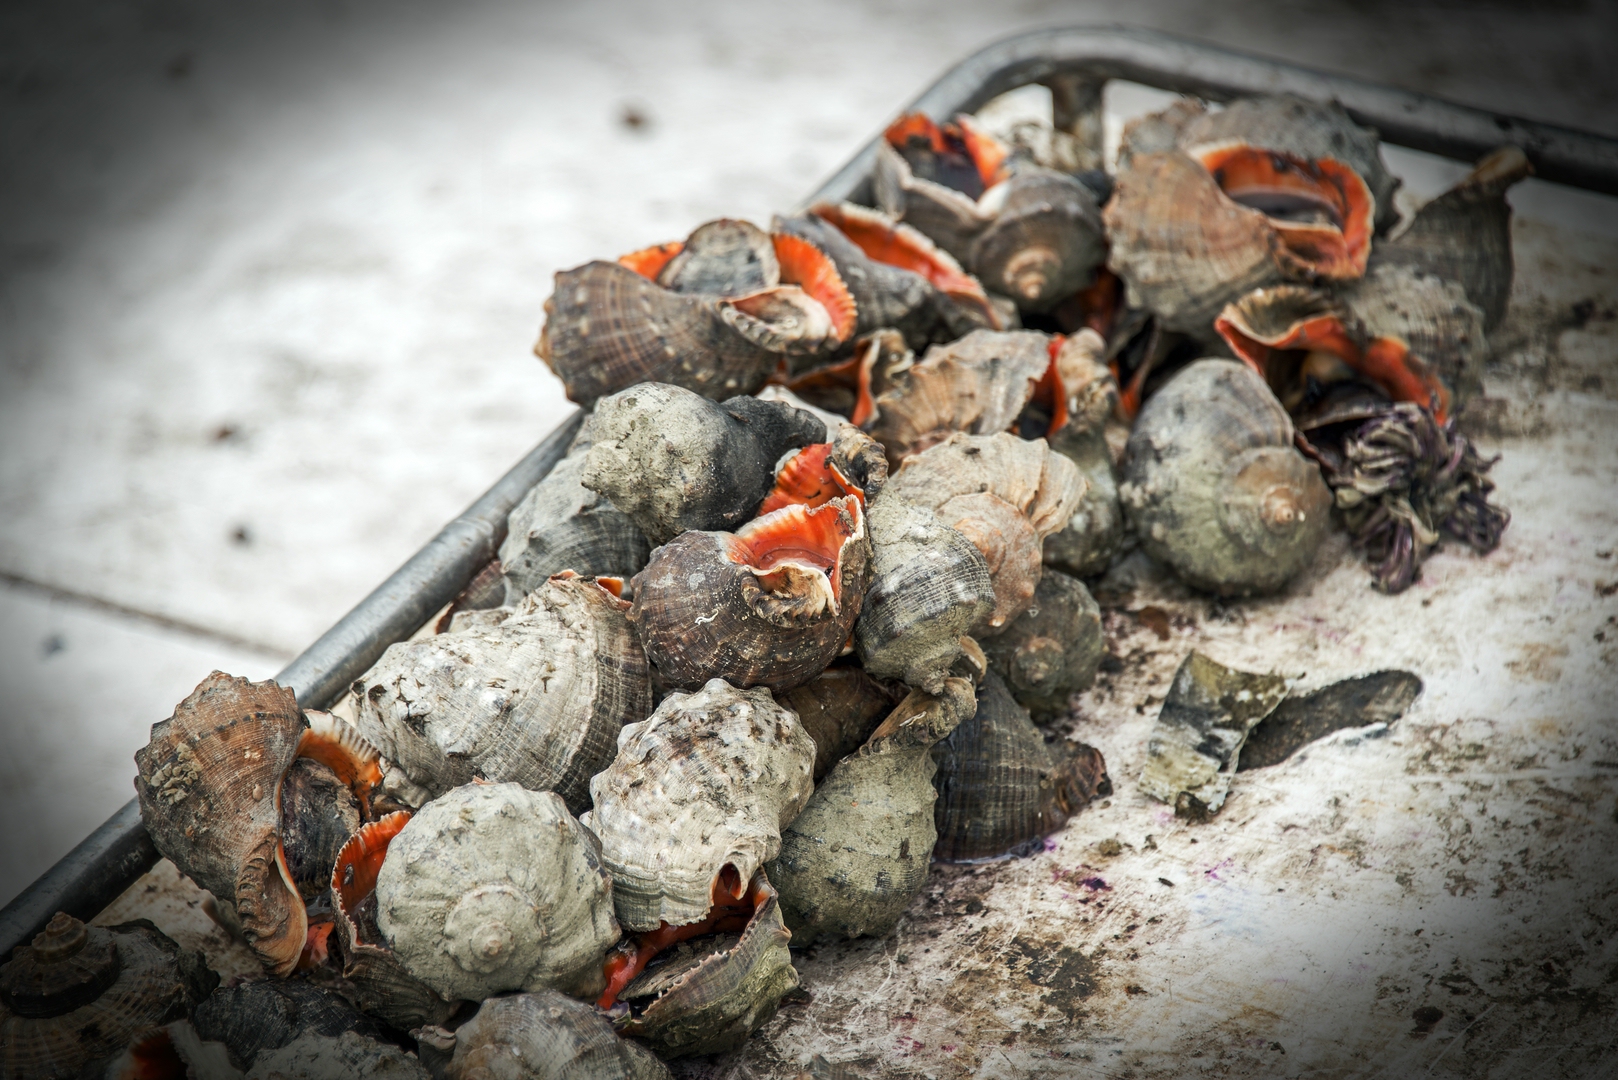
[
  {"x1": 769, "y1": 676, "x2": 977, "y2": 944},
  {"x1": 886, "y1": 432, "x2": 1084, "y2": 634},
  {"x1": 135, "y1": 672, "x2": 309, "y2": 976},
  {"x1": 445, "y1": 992, "x2": 670, "y2": 1080},
  {"x1": 1120, "y1": 359, "x2": 1332, "y2": 595},
  {"x1": 853, "y1": 494, "x2": 994, "y2": 694},
  {"x1": 0, "y1": 915, "x2": 216, "y2": 1080},
  {"x1": 376, "y1": 783, "x2": 620, "y2": 1003},
  {"x1": 585, "y1": 679, "x2": 815, "y2": 933},
  {"x1": 192, "y1": 979, "x2": 388, "y2": 1072},
  {"x1": 352, "y1": 574, "x2": 650, "y2": 814},
  {"x1": 932, "y1": 671, "x2": 1111, "y2": 862},
  {"x1": 242, "y1": 1030, "x2": 430, "y2": 1080},
  {"x1": 969, "y1": 165, "x2": 1107, "y2": 311},
  {"x1": 775, "y1": 664, "x2": 904, "y2": 780},
  {"x1": 658, "y1": 217, "x2": 779, "y2": 296},
  {"x1": 983, "y1": 569, "x2": 1103, "y2": 719}
]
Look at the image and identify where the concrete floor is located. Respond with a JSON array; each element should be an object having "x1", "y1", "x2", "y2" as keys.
[{"x1": 1, "y1": 0, "x2": 1615, "y2": 1064}]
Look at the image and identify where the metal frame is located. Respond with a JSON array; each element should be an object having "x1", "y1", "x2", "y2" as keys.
[{"x1": 5, "y1": 23, "x2": 1615, "y2": 960}]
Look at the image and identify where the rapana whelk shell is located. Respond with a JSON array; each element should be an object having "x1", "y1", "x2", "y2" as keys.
[
  {"x1": 983, "y1": 569, "x2": 1103, "y2": 719},
  {"x1": 376, "y1": 783, "x2": 620, "y2": 1002},
  {"x1": 867, "y1": 329, "x2": 1052, "y2": 465},
  {"x1": 135, "y1": 672, "x2": 309, "y2": 976},
  {"x1": 1341, "y1": 263, "x2": 1486, "y2": 417},
  {"x1": 872, "y1": 137, "x2": 993, "y2": 262},
  {"x1": 446, "y1": 991, "x2": 671, "y2": 1080},
  {"x1": 242, "y1": 1030, "x2": 430, "y2": 1080},
  {"x1": 769, "y1": 676, "x2": 977, "y2": 944},
  {"x1": 969, "y1": 166, "x2": 1107, "y2": 311},
  {"x1": 776, "y1": 665, "x2": 903, "y2": 780},
  {"x1": 192, "y1": 979, "x2": 388, "y2": 1072},
  {"x1": 853, "y1": 494, "x2": 994, "y2": 694},
  {"x1": 932, "y1": 671, "x2": 1112, "y2": 863},
  {"x1": 278, "y1": 756, "x2": 361, "y2": 903},
  {"x1": 583, "y1": 383, "x2": 825, "y2": 544},
  {"x1": 584, "y1": 679, "x2": 816, "y2": 933},
  {"x1": 658, "y1": 217, "x2": 779, "y2": 296},
  {"x1": 0, "y1": 914, "x2": 217, "y2": 1080},
  {"x1": 885, "y1": 432, "x2": 1084, "y2": 634},
  {"x1": 1043, "y1": 334, "x2": 1125, "y2": 577},
  {"x1": 352, "y1": 574, "x2": 650, "y2": 815},
  {"x1": 1120, "y1": 359, "x2": 1331, "y2": 596}
]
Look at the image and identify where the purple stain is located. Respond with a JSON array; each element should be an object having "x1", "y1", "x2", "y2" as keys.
[
  {"x1": 1204, "y1": 858, "x2": 1235, "y2": 881},
  {"x1": 1080, "y1": 876, "x2": 1111, "y2": 891},
  {"x1": 942, "y1": 1044, "x2": 957, "y2": 1052},
  {"x1": 1042, "y1": 836, "x2": 1061, "y2": 852}
]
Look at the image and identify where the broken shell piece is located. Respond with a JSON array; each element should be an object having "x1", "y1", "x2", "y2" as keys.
[
  {"x1": 585, "y1": 679, "x2": 815, "y2": 933},
  {"x1": 775, "y1": 665, "x2": 904, "y2": 779},
  {"x1": 1138, "y1": 651, "x2": 1288, "y2": 817},
  {"x1": 351, "y1": 573, "x2": 651, "y2": 815},
  {"x1": 135, "y1": 672, "x2": 309, "y2": 976},
  {"x1": 446, "y1": 991, "x2": 671, "y2": 1080},
  {"x1": 0, "y1": 914, "x2": 217, "y2": 1080},
  {"x1": 1120, "y1": 360, "x2": 1332, "y2": 596},
  {"x1": 242, "y1": 1030, "x2": 430, "y2": 1080},
  {"x1": 1240, "y1": 670, "x2": 1423, "y2": 771},
  {"x1": 614, "y1": 870, "x2": 799, "y2": 1059},
  {"x1": 983, "y1": 569, "x2": 1103, "y2": 720},
  {"x1": 886, "y1": 432, "x2": 1084, "y2": 632},
  {"x1": 376, "y1": 783, "x2": 620, "y2": 1003},
  {"x1": 932, "y1": 671, "x2": 1111, "y2": 862},
  {"x1": 583, "y1": 383, "x2": 826, "y2": 544},
  {"x1": 769, "y1": 676, "x2": 977, "y2": 944},
  {"x1": 628, "y1": 496, "x2": 870, "y2": 693},
  {"x1": 853, "y1": 494, "x2": 995, "y2": 695},
  {"x1": 192, "y1": 979, "x2": 389, "y2": 1072}
]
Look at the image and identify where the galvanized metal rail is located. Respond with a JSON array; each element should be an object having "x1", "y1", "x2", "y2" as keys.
[{"x1": 4, "y1": 23, "x2": 1615, "y2": 961}]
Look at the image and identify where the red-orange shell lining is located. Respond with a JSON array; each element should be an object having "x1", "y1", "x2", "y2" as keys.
[
  {"x1": 810, "y1": 203, "x2": 998, "y2": 327},
  {"x1": 882, "y1": 111, "x2": 1008, "y2": 190},
  {"x1": 332, "y1": 810, "x2": 414, "y2": 916},
  {"x1": 296, "y1": 720, "x2": 384, "y2": 819},
  {"x1": 617, "y1": 241, "x2": 684, "y2": 281},
  {"x1": 729, "y1": 497, "x2": 861, "y2": 600},
  {"x1": 758, "y1": 444, "x2": 865, "y2": 517},
  {"x1": 772, "y1": 232, "x2": 858, "y2": 343}
]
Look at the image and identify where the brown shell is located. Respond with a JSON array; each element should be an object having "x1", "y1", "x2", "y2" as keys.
[
  {"x1": 931, "y1": 671, "x2": 1111, "y2": 862},
  {"x1": 780, "y1": 328, "x2": 915, "y2": 426},
  {"x1": 278, "y1": 757, "x2": 362, "y2": 903},
  {"x1": 983, "y1": 569, "x2": 1103, "y2": 720},
  {"x1": 1120, "y1": 359, "x2": 1332, "y2": 596},
  {"x1": 1341, "y1": 264, "x2": 1487, "y2": 416},
  {"x1": 775, "y1": 665, "x2": 904, "y2": 779},
  {"x1": 135, "y1": 672, "x2": 309, "y2": 976},
  {"x1": 447, "y1": 992, "x2": 671, "y2": 1080},
  {"x1": 192, "y1": 979, "x2": 389, "y2": 1072},
  {"x1": 0, "y1": 915, "x2": 216, "y2": 1080},
  {"x1": 628, "y1": 497, "x2": 871, "y2": 693},
  {"x1": 659, "y1": 217, "x2": 779, "y2": 296},
  {"x1": 1043, "y1": 331, "x2": 1126, "y2": 577},
  {"x1": 969, "y1": 166, "x2": 1107, "y2": 311}
]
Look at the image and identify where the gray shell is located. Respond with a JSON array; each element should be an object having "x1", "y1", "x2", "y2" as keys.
[
  {"x1": 193, "y1": 980, "x2": 387, "y2": 1072},
  {"x1": 968, "y1": 166, "x2": 1107, "y2": 312},
  {"x1": 873, "y1": 139, "x2": 989, "y2": 263},
  {"x1": 376, "y1": 783, "x2": 620, "y2": 1003},
  {"x1": 1042, "y1": 330, "x2": 1125, "y2": 576},
  {"x1": 1340, "y1": 263, "x2": 1487, "y2": 410},
  {"x1": 660, "y1": 218, "x2": 778, "y2": 297},
  {"x1": 983, "y1": 569, "x2": 1103, "y2": 719},
  {"x1": 352, "y1": 574, "x2": 651, "y2": 815},
  {"x1": 447, "y1": 991, "x2": 671, "y2": 1080},
  {"x1": 243, "y1": 1030, "x2": 430, "y2": 1080},
  {"x1": 768, "y1": 677, "x2": 977, "y2": 945},
  {"x1": 584, "y1": 679, "x2": 816, "y2": 932},
  {"x1": 1120, "y1": 360, "x2": 1331, "y2": 596},
  {"x1": 582, "y1": 383, "x2": 826, "y2": 544},
  {"x1": 853, "y1": 494, "x2": 994, "y2": 694}
]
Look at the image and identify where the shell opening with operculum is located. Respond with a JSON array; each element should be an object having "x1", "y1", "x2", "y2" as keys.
[
  {"x1": 1191, "y1": 144, "x2": 1374, "y2": 280},
  {"x1": 809, "y1": 202, "x2": 1000, "y2": 328}
]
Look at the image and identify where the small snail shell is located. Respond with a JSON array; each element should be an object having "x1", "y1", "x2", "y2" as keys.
[
  {"x1": 1120, "y1": 359, "x2": 1331, "y2": 596},
  {"x1": 376, "y1": 783, "x2": 620, "y2": 1003},
  {"x1": 446, "y1": 991, "x2": 670, "y2": 1080},
  {"x1": 983, "y1": 568, "x2": 1104, "y2": 720}
]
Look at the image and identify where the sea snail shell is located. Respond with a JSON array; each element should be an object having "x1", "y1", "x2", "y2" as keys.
[{"x1": 445, "y1": 991, "x2": 670, "y2": 1080}]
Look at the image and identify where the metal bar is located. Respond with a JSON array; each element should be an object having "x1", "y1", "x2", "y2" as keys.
[
  {"x1": 804, "y1": 24, "x2": 1618, "y2": 208},
  {"x1": 0, "y1": 409, "x2": 583, "y2": 957}
]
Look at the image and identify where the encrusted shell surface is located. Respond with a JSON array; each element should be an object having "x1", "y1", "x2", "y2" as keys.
[
  {"x1": 969, "y1": 166, "x2": 1107, "y2": 311},
  {"x1": 447, "y1": 991, "x2": 671, "y2": 1080},
  {"x1": 584, "y1": 680, "x2": 816, "y2": 933},
  {"x1": 932, "y1": 671, "x2": 1111, "y2": 863},
  {"x1": 983, "y1": 569, "x2": 1103, "y2": 719},
  {"x1": 352, "y1": 574, "x2": 650, "y2": 815},
  {"x1": 885, "y1": 432, "x2": 1084, "y2": 634},
  {"x1": 1120, "y1": 359, "x2": 1332, "y2": 596},
  {"x1": 583, "y1": 383, "x2": 826, "y2": 544},
  {"x1": 135, "y1": 672, "x2": 309, "y2": 976},
  {"x1": 376, "y1": 783, "x2": 620, "y2": 1002},
  {"x1": 0, "y1": 915, "x2": 216, "y2": 1080},
  {"x1": 1341, "y1": 263, "x2": 1487, "y2": 417},
  {"x1": 769, "y1": 676, "x2": 977, "y2": 944},
  {"x1": 628, "y1": 497, "x2": 870, "y2": 693},
  {"x1": 775, "y1": 665, "x2": 904, "y2": 779},
  {"x1": 192, "y1": 980, "x2": 387, "y2": 1072},
  {"x1": 242, "y1": 1030, "x2": 430, "y2": 1080},
  {"x1": 853, "y1": 494, "x2": 994, "y2": 694}
]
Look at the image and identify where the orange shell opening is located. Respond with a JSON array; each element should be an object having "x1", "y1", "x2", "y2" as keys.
[
  {"x1": 772, "y1": 232, "x2": 858, "y2": 343},
  {"x1": 730, "y1": 497, "x2": 862, "y2": 603},
  {"x1": 954, "y1": 113, "x2": 1010, "y2": 190},
  {"x1": 114, "y1": 1030, "x2": 188, "y2": 1080},
  {"x1": 1196, "y1": 145, "x2": 1374, "y2": 280},
  {"x1": 296, "y1": 919, "x2": 335, "y2": 972},
  {"x1": 332, "y1": 811, "x2": 413, "y2": 917},
  {"x1": 297, "y1": 718, "x2": 384, "y2": 820},
  {"x1": 758, "y1": 443, "x2": 865, "y2": 517},
  {"x1": 884, "y1": 112, "x2": 949, "y2": 154},
  {"x1": 617, "y1": 241, "x2": 685, "y2": 281},
  {"x1": 1027, "y1": 336, "x2": 1070, "y2": 437},
  {"x1": 810, "y1": 203, "x2": 999, "y2": 327},
  {"x1": 779, "y1": 334, "x2": 884, "y2": 427},
  {"x1": 882, "y1": 111, "x2": 1008, "y2": 190}
]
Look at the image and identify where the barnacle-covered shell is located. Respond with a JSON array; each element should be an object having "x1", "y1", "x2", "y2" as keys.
[
  {"x1": 932, "y1": 671, "x2": 1111, "y2": 862},
  {"x1": 376, "y1": 783, "x2": 620, "y2": 1002},
  {"x1": 583, "y1": 383, "x2": 825, "y2": 544},
  {"x1": 983, "y1": 569, "x2": 1103, "y2": 719},
  {"x1": 853, "y1": 494, "x2": 994, "y2": 694},
  {"x1": 969, "y1": 166, "x2": 1107, "y2": 311},
  {"x1": 775, "y1": 665, "x2": 903, "y2": 779},
  {"x1": 886, "y1": 432, "x2": 1084, "y2": 633},
  {"x1": 614, "y1": 871, "x2": 798, "y2": 1059},
  {"x1": 585, "y1": 680, "x2": 816, "y2": 933},
  {"x1": 446, "y1": 991, "x2": 671, "y2": 1080},
  {"x1": 1371, "y1": 146, "x2": 1530, "y2": 331},
  {"x1": 352, "y1": 574, "x2": 651, "y2": 815},
  {"x1": 135, "y1": 672, "x2": 309, "y2": 976},
  {"x1": 628, "y1": 497, "x2": 870, "y2": 693},
  {"x1": 243, "y1": 1030, "x2": 430, "y2": 1080},
  {"x1": 0, "y1": 914, "x2": 216, "y2": 1080},
  {"x1": 867, "y1": 329, "x2": 1052, "y2": 465},
  {"x1": 193, "y1": 979, "x2": 387, "y2": 1072},
  {"x1": 1120, "y1": 359, "x2": 1331, "y2": 596},
  {"x1": 769, "y1": 676, "x2": 977, "y2": 944}
]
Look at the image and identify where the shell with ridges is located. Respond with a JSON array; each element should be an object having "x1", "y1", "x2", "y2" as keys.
[
  {"x1": 446, "y1": 991, "x2": 671, "y2": 1080},
  {"x1": 1342, "y1": 263, "x2": 1487, "y2": 417},
  {"x1": 969, "y1": 165, "x2": 1107, "y2": 311},
  {"x1": 775, "y1": 665, "x2": 904, "y2": 780},
  {"x1": 983, "y1": 568, "x2": 1103, "y2": 719},
  {"x1": 1042, "y1": 331, "x2": 1126, "y2": 577},
  {"x1": 192, "y1": 979, "x2": 387, "y2": 1072},
  {"x1": 242, "y1": 1030, "x2": 430, "y2": 1080},
  {"x1": 584, "y1": 679, "x2": 815, "y2": 933},
  {"x1": 376, "y1": 783, "x2": 620, "y2": 1003}
]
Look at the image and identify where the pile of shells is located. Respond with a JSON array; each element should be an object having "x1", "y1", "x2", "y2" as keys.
[{"x1": 78, "y1": 79, "x2": 1526, "y2": 1077}]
